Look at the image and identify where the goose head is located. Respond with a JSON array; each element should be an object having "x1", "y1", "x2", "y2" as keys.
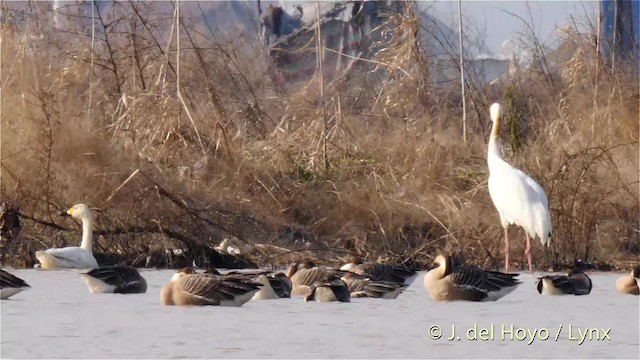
[
  {"x1": 218, "y1": 238, "x2": 231, "y2": 250},
  {"x1": 632, "y1": 264, "x2": 640, "y2": 278},
  {"x1": 286, "y1": 263, "x2": 299, "y2": 278},
  {"x1": 347, "y1": 254, "x2": 363, "y2": 264},
  {"x1": 431, "y1": 254, "x2": 453, "y2": 277},
  {"x1": 340, "y1": 254, "x2": 363, "y2": 271},
  {"x1": 67, "y1": 203, "x2": 93, "y2": 221},
  {"x1": 287, "y1": 259, "x2": 317, "y2": 278}
]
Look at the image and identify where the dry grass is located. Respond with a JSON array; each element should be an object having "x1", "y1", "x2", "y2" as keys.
[{"x1": 1, "y1": 2, "x2": 637, "y2": 270}]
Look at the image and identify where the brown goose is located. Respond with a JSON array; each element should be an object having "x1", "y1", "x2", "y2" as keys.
[
  {"x1": 0, "y1": 269, "x2": 30, "y2": 300},
  {"x1": 286, "y1": 260, "x2": 342, "y2": 296},
  {"x1": 81, "y1": 265, "x2": 147, "y2": 294},
  {"x1": 339, "y1": 255, "x2": 417, "y2": 286},
  {"x1": 221, "y1": 269, "x2": 292, "y2": 300},
  {"x1": 424, "y1": 254, "x2": 520, "y2": 301},
  {"x1": 616, "y1": 264, "x2": 640, "y2": 295},
  {"x1": 341, "y1": 272, "x2": 408, "y2": 299},
  {"x1": 304, "y1": 278, "x2": 351, "y2": 303},
  {"x1": 161, "y1": 267, "x2": 262, "y2": 306}
]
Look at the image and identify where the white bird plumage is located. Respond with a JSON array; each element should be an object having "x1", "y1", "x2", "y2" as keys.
[
  {"x1": 487, "y1": 103, "x2": 552, "y2": 273},
  {"x1": 35, "y1": 204, "x2": 99, "y2": 270}
]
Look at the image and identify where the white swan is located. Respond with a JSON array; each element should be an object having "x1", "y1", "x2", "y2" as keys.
[
  {"x1": 35, "y1": 204, "x2": 99, "y2": 269},
  {"x1": 487, "y1": 103, "x2": 552, "y2": 272}
]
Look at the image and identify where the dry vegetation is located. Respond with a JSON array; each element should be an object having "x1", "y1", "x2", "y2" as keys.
[{"x1": 1, "y1": 2, "x2": 638, "y2": 270}]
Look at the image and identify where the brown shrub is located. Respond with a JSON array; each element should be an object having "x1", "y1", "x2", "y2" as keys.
[{"x1": 1, "y1": 2, "x2": 637, "y2": 270}]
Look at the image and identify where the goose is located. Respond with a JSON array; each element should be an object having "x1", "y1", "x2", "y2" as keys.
[
  {"x1": 487, "y1": 103, "x2": 552, "y2": 273},
  {"x1": 161, "y1": 267, "x2": 262, "y2": 306},
  {"x1": 35, "y1": 204, "x2": 99, "y2": 269},
  {"x1": 80, "y1": 265, "x2": 147, "y2": 294},
  {"x1": 616, "y1": 264, "x2": 640, "y2": 295},
  {"x1": 536, "y1": 268, "x2": 592, "y2": 295},
  {"x1": 424, "y1": 254, "x2": 521, "y2": 301},
  {"x1": 341, "y1": 272, "x2": 408, "y2": 299},
  {"x1": 0, "y1": 269, "x2": 30, "y2": 299},
  {"x1": 304, "y1": 278, "x2": 351, "y2": 303},
  {"x1": 215, "y1": 238, "x2": 248, "y2": 256},
  {"x1": 339, "y1": 255, "x2": 418, "y2": 286},
  {"x1": 218, "y1": 269, "x2": 292, "y2": 300},
  {"x1": 252, "y1": 273, "x2": 292, "y2": 299},
  {"x1": 286, "y1": 260, "x2": 342, "y2": 296}
]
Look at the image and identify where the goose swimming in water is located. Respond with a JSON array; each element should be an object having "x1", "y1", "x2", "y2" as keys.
[
  {"x1": 616, "y1": 265, "x2": 640, "y2": 295},
  {"x1": 220, "y1": 269, "x2": 292, "y2": 300},
  {"x1": 304, "y1": 278, "x2": 351, "y2": 303},
  {"x1": 81, "y1": 265, "x2": 147, "y2": 294},
  {"x1": 252, "y1": 272, "x2": 291, "y2": 299},
  {"x1": 35, "y1": 204, "x2": 99, "y2": 269},
  {"x1": 0, "y1": 269, "x2": 30, "y2": 299},
  {"x1": 536, "y1": 268, "x2": 592, "y2": 295},
  {"x1": 341, "y1": 272, "x2": 408, "y2": 299},
  {"x1": 424, "y1": 254, "x2": 521, "y2": 301},
  {"x1": 339, "y1": 255, "x2": 418, "y2": 286},
  {"x1": 286, "y1": 260, "x2": 342, "y2": 296},
  {"x1": 537, "y1": 260, "x2": 592, "y2": 295},
  {"x1": 161, "y1": 267, "x2": 262, "y2": 306}
]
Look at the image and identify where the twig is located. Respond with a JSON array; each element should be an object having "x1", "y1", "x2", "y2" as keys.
[
  {"x1": 215, "y1": 122, "x2": 234, "y2": 165},
  {"x1": 18, "y1": 212, "x2": 69, "y2": 232},
  {"x1": 316, "y1": 0, "x2": 329, "y2": 174},
  {"x1": 457, "y1": 0, "x2": 466, "y2": 142},
  {"x1": 89, "y1": 0, "x2": 95, "y2": 119},
  {"x1": 102, "y1": 169, "x2": 141, "y2": 207}
]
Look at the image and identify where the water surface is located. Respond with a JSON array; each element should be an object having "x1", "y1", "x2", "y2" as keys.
[{"x1": 1, "y1": 269, "x2": 638, "y2": 358}]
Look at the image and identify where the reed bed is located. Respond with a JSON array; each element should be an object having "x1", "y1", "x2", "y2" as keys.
[{"x1": 1, "y1": 2, "x2": 637, "y2": 270}]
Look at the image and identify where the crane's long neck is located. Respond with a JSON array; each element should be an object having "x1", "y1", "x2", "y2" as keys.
[
  {"x1": 80, "y1": 216, "x2": 94, "y2": 253},
  {"x1": 487, "y1": 118, "x2": 503, "y2": 167}
]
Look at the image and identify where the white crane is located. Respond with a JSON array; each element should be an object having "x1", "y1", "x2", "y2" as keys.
[{"x1": 487, "y1": 103, "x2": 552, "y2": 273}]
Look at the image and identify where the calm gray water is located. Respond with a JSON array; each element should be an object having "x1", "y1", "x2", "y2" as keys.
[{"x1": 1, "y1": 269, "x2": 638, "y2": 359}]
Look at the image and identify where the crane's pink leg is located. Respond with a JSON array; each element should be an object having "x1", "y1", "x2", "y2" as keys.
[
  {"x1": 524, "y1": 233, "x2": 532, "y2": 273},
  {"x1": 504, "y1": 227, "x2": 510, "y2": 272}
]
